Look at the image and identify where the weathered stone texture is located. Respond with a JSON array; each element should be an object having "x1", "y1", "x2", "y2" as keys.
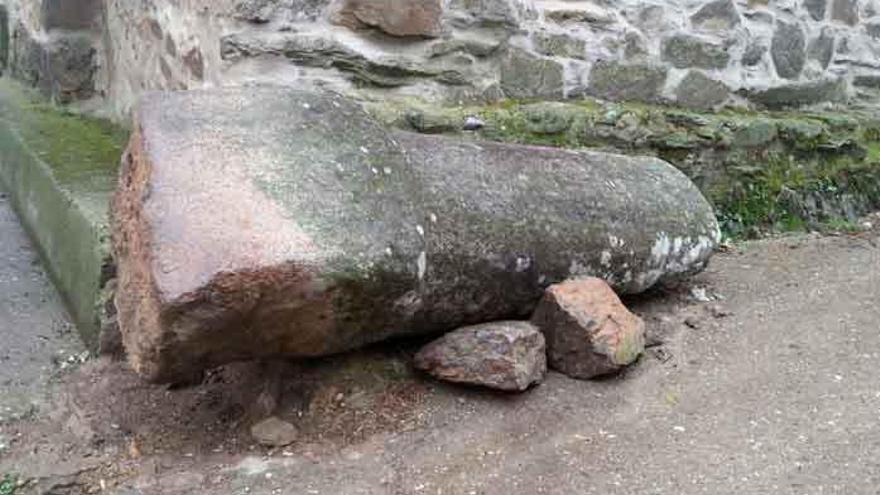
[
  {"x1": 499, "y1": 48, "x2": 564, "y2": 98},
  {"x1": 675, "y1": 70, "x2": 730, "y2": 109},
  {"x1": 661, "y1": 34, "x2": 731, "y2": 69},
  {"x1": 804, "y1": 0, "x2": 827, "y2": 21},
  {"x1": 332, "y1": 0, "x2": 443, "y2": 37},
  {"x1": 3, "y1": 0, "x2": 873, "y2": 115},
  {"x1": 771, "y1": 21, "x2": 806, "y2": 79},
  {"x1": 808, "y1": 29, "x2": 835, "y2": 70},
  {"x1": 587, "y1": 61, "x2": 667, "y2": 103},
  {"x1": 690, "y1": 0, "x2": 740, "y2": 30},
  {"x1": 831, "y1": 0, "x2": 859, "y2": 25},
  {"x1": 414, "y1": 321, "x2": 546, "y2": 391},
  {"x1": 111, "y1": 87, "x2": 719, "y2": 382},
  {"x1": 532, "y1": 278, "x2": 645, "y2": 379},
  {"x1": 41, "y1": 0, "x2": 102, "y2": 30},
  {"x1": 10, "y1": 26, "x2": 96, "y2": 103}
]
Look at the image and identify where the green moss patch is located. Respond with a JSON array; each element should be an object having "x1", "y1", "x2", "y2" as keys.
[
  {"x1": 0, "y1": 474, "x2": 17, "y2": 495},
  {"x1": 0, "y1": 79, "x2": 128, "y2": 348},
  {"x1": 369, "y1": 98, "x2": 880, "y2": 238}
]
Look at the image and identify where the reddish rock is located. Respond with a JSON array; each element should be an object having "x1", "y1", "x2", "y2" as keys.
[
  {"x1": 414, "y1": 321, "x2": 546, "y2": 391},
  {"x1": 332, "y1": 0, "x2": 443, "y2": 38},
  {"x1": 531, "y1": 278, "x2": 645, "y2": 379},
  {"x1": 111, "y1": 87, "x2": 716, "y2": 384}
]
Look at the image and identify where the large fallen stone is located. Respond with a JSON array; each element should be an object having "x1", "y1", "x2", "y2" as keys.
[
  {"x1": 531, "y1": 277, "x2": 645, "y2": 379},
  {"x1": 112, "y1": 86, "x2": 719, "y2": 382},
  {"x1": 413, "y1": 321, "x2": 546, "y2": 391}
]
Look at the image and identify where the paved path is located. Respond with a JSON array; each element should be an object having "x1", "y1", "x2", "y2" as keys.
[
  {"x1": 0, "y1": 192, "x2": 879, "y2": 494},
  {"x1": 0, "y1": 193, "x2": 82, "y2": 428}
]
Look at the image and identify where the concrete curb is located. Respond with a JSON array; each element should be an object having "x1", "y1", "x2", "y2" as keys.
[{"x1": 0, "y1": 78, "x2": 126, "y2": 350}]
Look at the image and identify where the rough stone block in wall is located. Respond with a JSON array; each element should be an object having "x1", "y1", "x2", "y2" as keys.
[
  {"x1": 6, "y1": 0, "x2": 880, "y2": 118},
  {"x1": 10, "y1": 24, "x2": 96, "y2": 103},
  {"x1": 41, "y1": 0, "x2": 102, "y2": 30}
]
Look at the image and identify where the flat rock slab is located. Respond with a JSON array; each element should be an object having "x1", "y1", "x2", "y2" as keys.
[
  {"x1": 112, "y1": 86, "x2": 719, "y2": 382},
  {"x1": 414, "y1": 321, "x2": 546, "y2": 391}
]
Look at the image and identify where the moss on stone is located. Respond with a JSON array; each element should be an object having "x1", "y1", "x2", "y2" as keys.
[
  {"x1": 0, "y1": 79, "x2": 128, "y2": 348},
  {"x1": 368, "y1": 96, "x2": 880, "y2": 238}
]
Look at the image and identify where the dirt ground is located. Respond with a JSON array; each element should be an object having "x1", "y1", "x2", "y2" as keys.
[{"x1": 1, "y1": 191, "x2": 879, "y2": 494}]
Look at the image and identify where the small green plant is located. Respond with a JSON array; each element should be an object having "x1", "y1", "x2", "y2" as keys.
[
  {"x1": 0, "y1": 474, "x2": 18, "y2": 495},
  {"x1": 820, "y1": 218, "x2": 865, "y2": 233}
]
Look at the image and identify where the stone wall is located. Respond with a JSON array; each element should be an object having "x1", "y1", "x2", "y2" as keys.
[{"x1": 2, "y1": 0, "x2": 880, "y2": 119}]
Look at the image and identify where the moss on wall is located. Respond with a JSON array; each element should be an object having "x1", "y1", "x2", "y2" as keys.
[
  {"x1": 0, "y1": 79, "x2": 128, "y2": 348},
  {"x1": 369, "y1": 98, "x2": 880, "y2": 238}
]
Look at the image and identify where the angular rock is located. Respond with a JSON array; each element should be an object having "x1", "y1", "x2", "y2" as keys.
[
  {"x1": 807, "y1": 29, "x2": 835, "y2": 70},
  {"x1": 234, "y1": 0, "x2": 281, "y2": 23},
  {"x1": 413, "y1": 321, "x2": 546, "y2": 391},
  {"x1": 690, "y1": 0, "x2": 741, "y2": 31},
  {"x1": 447, "y1": 0, "x2": 528, "y2": 27},
  {"x1": 499, "y1": 48, "x2": 564, "y2": 98},
  {"x1": 532, "y1": 31, "x2": 586, "y2": 59},
  {"x1": 853, "y1": 74, "x2": 880, "y2": 87},
  {"x1": 661, "y1": 34, "x2": 730, "y2": 69},
  {"x1": 771, "y1": 21, "x2": 806, "y2": 79},
  {"x1": 250, "y1": 417, "x2": 299, "y2": 446},
  {"x1": 41, "y1": 0, "x2": 102, "y2": 30},
  {"x1": 332, "y1": 0, "x2": 443, "y2": 38},
  {"x1": 587, "y1": 61, "x2": 667, "y2": 102},
  {"x1": 745, "y1": 78, "x2": 847, "y2": 108},
  {"x1": 428, "y1": 38, "x2": 499, "y2": 58},
  {"x1": 741, "y1": 41, "x2": 767, "y2": 66},
  {"x1": 531, "y1": 277, "x2": 646, "y2": 379},
  {"x1": 804, "y1": 0, "x2": 827, "y2": 20},
  {"x1": 831, "y1": 0, "x2": 859, "y2": 25},
  {"x1": 866, "y1": 18, "x2": 880, "y2": 38},
  {"x1": 623, "y1": 31, "x2": 649, "y2": 59},
  {"x1": 11, "y1": 28, "x2": 96, "y2": 103},
  {"x1": 220, "y1": 32, "x2": 467, "y2": 87},
  {"x1": 675, "y1": 70, "x2": 730, "y2": 110},
  {"x1": 544, "y1": 4, "x2": 617, "y2": 26},
  {"x1": 111, "y1": 87, "x2": 719, "y2": 382}
]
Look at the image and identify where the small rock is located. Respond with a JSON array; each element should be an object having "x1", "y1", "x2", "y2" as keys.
[
  {"x1": 414, "y1": 321, "x2": 546, "y2": 391},
  {"x1": 684, "y1": 316, "x2": 701, "y2": 329},
  {"x1": 531, "y1": 278, "x2": 646, "y2": 379},
  {"x1": 689, "y1": 286, "x2": 714, "y2": 302},
  {"x1": 250, "y1": 417, "x2": 299, "y2": 447},
  {"x1": 463, "y1": 115, "x2": 484, "y2": 131},
  {"x1": 708, "y1": 303, "x2": 732, "y2": 318}
]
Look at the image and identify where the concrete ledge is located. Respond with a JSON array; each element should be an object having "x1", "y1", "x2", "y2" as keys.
[{"x1": 0, "y1": 78, "x2": 127, "y2": 349}]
